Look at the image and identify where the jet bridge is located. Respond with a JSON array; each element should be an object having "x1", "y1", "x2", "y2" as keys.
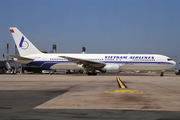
[{"x1": 5, "y1": 61, "x2": 12, "y2": 73}]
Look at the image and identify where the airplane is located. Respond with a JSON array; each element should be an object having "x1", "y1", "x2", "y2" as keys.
[{"x1": 7, "y1": 27, "x2": 176, "y2": 76}]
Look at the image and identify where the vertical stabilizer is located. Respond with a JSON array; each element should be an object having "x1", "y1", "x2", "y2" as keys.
[{"x1": 9, "y1": 27, "x2": 42, "y2": 56}]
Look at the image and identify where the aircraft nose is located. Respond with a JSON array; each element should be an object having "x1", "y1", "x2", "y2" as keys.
[{"x1": 172, "y1": 61, "x2": 176, "y2": 66}]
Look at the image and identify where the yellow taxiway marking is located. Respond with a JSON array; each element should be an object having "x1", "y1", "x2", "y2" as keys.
[
  {"x1": 117, "y1": 77, "x2": 127, "y2": 88},
  {"x1": 104, "y1": 90, "x2": 143, "y2": 93}
]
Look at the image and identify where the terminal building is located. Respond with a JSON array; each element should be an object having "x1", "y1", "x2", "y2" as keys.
[
  {"x1": 0, "y1": 59, "x2": 21, "y2": 74},
  {"x1": 0, "y1": 60, "x2": 6, "y2": 74}
]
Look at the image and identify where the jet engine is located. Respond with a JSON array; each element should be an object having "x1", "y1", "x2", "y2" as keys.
[{"x1": 102, "y1": 64, "x2": 120, "y2": 73}]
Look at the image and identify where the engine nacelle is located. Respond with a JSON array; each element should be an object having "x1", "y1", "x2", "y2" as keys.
[{"x1": 102, "y1": 64, "x2": 120, "y2": 73}]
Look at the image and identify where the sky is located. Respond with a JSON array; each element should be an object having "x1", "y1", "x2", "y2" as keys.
[{"x1": 0, "y1": 0, "x2": 180, "y2": 69}]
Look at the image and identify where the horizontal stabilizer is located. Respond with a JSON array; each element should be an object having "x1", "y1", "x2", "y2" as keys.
[{"x1": 6, "y1": 54, "x2": 34, "y2": 61}]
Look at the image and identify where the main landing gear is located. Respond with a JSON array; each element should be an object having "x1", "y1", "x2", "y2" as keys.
[
  {"x1": 160, "y1": 70, "x2": 165, "y2": 76},
  {"x1": 87, "y1": 71, "x2": 97, "y2": 76}
]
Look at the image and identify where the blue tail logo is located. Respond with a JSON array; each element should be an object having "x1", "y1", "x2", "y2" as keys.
[{"x1": 19, "y1": 36, "x2": 29, "y2": 50}]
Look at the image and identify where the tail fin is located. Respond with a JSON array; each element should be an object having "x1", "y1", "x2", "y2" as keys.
[{"x1": 9, "y1": 27, "x2": 42, "y2": 56}]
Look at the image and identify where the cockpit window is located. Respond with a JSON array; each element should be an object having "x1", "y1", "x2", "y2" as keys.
[{"x1": 167, "y1": 58, "x2": 172, "y2": 61}]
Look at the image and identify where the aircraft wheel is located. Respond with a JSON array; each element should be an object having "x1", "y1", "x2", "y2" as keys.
[
  {"x1": 87, "y1": 72, "x2": 97, "y2": 76},
  {"x1": 160, "y1": 72, "x2": 164, "y2": 76}
]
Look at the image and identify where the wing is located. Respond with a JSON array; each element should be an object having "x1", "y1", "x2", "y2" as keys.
[{"x1": 59, "y1": 56, "x2": 105, "y2": 68}]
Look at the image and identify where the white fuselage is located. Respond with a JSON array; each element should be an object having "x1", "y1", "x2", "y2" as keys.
[{"x1": 20, "y1": 53, "x2": 176, "y2": 71}]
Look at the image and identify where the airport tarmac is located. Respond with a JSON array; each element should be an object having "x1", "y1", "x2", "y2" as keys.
[{"x1": 0, "y1": 73, "x2": 180, "y2": 120}]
